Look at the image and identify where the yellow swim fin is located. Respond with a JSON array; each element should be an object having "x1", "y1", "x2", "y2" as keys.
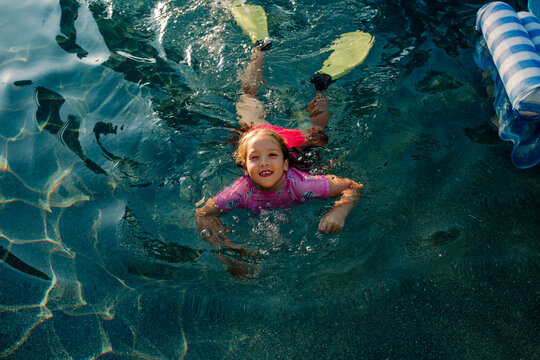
[
  {"x1": 317, "y1": 30, "x2": 374, "y2": 81},
  {"x1": 231, "y1": 1, "x2": 268, "y2": 44}
]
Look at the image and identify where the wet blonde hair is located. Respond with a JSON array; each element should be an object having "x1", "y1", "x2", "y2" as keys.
[{"x1": 234, "y1": 128, "x2": 290, "y2": 169}]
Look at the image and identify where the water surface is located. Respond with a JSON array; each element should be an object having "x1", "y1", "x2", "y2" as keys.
[{"x1": 0, "y1": 0, "x2": 538, "y2": 359}]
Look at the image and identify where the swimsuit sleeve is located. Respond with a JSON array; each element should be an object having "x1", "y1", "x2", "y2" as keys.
[
  {"x1": 289, "y1": 168, "x2": 330, "y2": 203},
  {"x1": 215, "y1": 176, "x2": 247, "y2": 213}
]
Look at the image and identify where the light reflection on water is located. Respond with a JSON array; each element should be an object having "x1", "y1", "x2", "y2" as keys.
[{"x1": 0, "y1": 0, "x2": 538, "y2": 359}]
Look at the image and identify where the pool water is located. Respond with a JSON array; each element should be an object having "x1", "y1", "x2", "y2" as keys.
[{"x1": 0, "y1": 0, "x2": 538, "y2": 359}]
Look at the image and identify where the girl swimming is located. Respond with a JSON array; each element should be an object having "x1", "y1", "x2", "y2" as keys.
[
  {"x1": 196, "y1": 3, "x2": 369, "y2": 277},
  {"x1": 195, "y1": 128, "x2": 363, "y2": 268}
]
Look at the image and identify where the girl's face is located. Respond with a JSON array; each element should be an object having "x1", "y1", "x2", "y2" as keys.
[{"x1": 244, "y1": 134, "x2": 289, "y2": 191}]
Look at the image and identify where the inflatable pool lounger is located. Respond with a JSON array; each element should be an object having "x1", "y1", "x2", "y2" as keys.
[{"x1": 475, "y1": 1, "x2": 540, "y2": 168}]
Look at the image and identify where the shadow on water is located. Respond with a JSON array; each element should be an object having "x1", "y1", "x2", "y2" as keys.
[
  {"x1": 0, "y1": 246, "x2": 51, "y2": 281},
  {"x1": 56, "y1": 0, "x2": 88, "y2": 58},
  {"x1": 119, "y1": 206, "x2": 201, "y2": 265},
  {"x1": 56, "y1": 0, "x2": 209, "y2": 129},
  {"x1": 87, "y1": 0, "x2": 202, "y2": 128},
  {"x1": 34, "y1": 85, "x2": 107, "y2": 174}
]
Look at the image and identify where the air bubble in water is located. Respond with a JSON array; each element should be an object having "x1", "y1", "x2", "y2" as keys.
[{"x1": 200, "y1": 229, "x2": 212, "y2": 238}]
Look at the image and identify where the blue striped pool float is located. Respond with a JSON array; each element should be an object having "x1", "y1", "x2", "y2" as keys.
[
  {"x1": 476, "y1": 1, "x2": 540, "y2": 116},
  {"x1": 518, "y1": 11, "x2": 540, "y2": 51}
]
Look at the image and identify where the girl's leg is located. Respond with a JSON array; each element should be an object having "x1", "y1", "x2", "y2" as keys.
[
  {"x1": 307, "y1": 90, "x2": 331, "y2": 129},
  {"x1": 304, "y1": 90, "x2": 331, "y2": 147},
  {"x1": 236, "y1": 47, "x2": 269, "y2": 129}
]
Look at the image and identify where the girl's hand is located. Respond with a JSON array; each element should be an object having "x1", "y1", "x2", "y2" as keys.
[
  {"x1": 318, "y1": 208, "x2": 346, "y2": 234},
  {"x1": 196, "y1": 197, "x2": 254, "y2": 257},
  {"x1": 319, "y1": 176, "x2": 363, "y2": 234},
  {"x1": 196, "y1": 215, "x2": 229, "y2": 249},
  {"x1": 216, "y1": 255, "x2": 260, "y2": 280}
]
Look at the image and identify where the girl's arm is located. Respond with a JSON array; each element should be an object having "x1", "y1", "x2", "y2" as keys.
[
  {"x1": 196, "y1": 197, "x2": 257, "y2": 279},
  {"x1": 318, "y1": 175, "x2": 363, "y2": 234},
  {"x1": 195, "y1": 197, "x2": 257, "y2": 279},
  {"x1": 195, "y1": 197, "x2": 248, "y2": 256}
]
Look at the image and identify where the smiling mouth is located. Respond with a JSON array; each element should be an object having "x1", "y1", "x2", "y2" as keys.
[{"x1": 259, "y1": 170, "x2": 273, "y2": 177}]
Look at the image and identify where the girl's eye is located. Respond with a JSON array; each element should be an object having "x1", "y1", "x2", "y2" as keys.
[{"x1": 250, "y1": 156, "x2": 259, "y2": 160}]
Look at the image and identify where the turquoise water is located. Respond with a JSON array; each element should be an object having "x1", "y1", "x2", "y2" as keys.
[{"x1": 0, "y1": 0, "x2": 538, "y2": 358}]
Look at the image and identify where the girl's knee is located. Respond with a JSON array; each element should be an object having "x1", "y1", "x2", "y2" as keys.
[{"x1": 306, "y1": 128, "x2": 328, "y2": 147}]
